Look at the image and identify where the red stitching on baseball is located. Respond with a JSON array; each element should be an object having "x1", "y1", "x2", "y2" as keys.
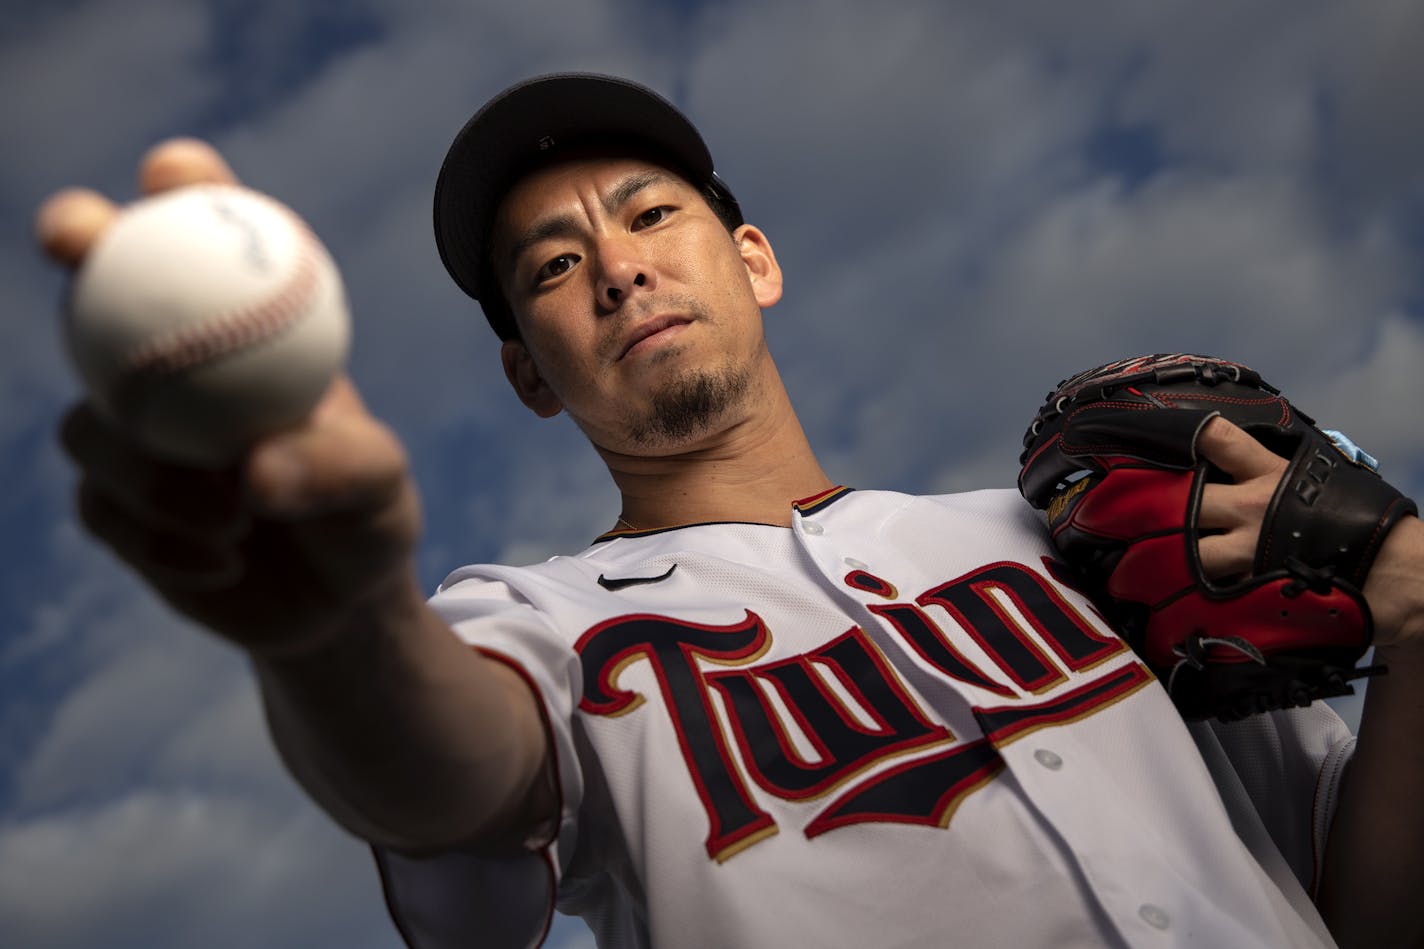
[{"x1": 119, "y1": 197, "x2": 321, "y2": 379}]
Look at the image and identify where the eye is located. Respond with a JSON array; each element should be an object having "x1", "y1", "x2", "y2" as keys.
[
  {"x1": 634, "y1": 206, "x2": 673, "y2": 229},
  {"x1": 535, "y1": 253, "x2": 580, "y2": 284}
]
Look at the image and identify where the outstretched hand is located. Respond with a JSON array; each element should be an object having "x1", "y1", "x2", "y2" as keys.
[{"x1": 40, "y1": 140, "x2": 423, "y2": 656}]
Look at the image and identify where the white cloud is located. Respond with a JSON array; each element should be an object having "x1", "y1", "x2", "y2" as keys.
[
  {"x1": 967, "y1": 172, "x2": 1405, "y2": 365},
  {"x1": 1308, "y1": 312, "x2": 1424, "y2": 487},
  {"x1": 689, "y1": 0, "x2": 1092, "y2": 265},
  {"x1": 10, "y1": 585, "x2": 239, "y2": 809},
  {"x1": 0, "y1": 790, "x2": 396, "y2": 949}
]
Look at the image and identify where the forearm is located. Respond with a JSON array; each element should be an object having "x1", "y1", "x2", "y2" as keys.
[
  {"x1": 253, "y1": 570, "x2": 555, "y2": 855},
  {"x1": 1318, "y1": 518, "x2": 1424, "y2": 948},
  {"x1": 1317, "y1": 646, "x2": 1424, "y2": 948}
]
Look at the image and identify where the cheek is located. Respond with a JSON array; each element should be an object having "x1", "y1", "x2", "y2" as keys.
[
  {"x1": 703, "y1": 241, "x2": 762, "y2": 315},
  {"x1": 674, "y1": 233, "x2": 747, "y2": 298},
  {"x1": 535, "y1": 343, "x2": 586, "y2": 390},
  {"x1": 524, "y1": 328, "x2": 609, "y2": 407},
  {"x1": 519, "y1": 290, "x2": 591, "y2": 353}
]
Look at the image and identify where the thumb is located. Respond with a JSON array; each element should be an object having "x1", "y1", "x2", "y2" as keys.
[
  {"x1": 1196, "y1": 416, "x2": 1285, "y2": 482},
  {"x1": 246, "y1": 376, "x2": 412, "y2": 518}
]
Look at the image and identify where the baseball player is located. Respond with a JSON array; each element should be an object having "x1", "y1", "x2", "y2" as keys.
[{"x1": 38, "y1": 74, "x2": 1424, "y2": 948}]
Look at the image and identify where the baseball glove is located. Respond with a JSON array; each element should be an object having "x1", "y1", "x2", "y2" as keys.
[{"x1": 1018, "y1": 353, "x2": 1416, "y2": 721}]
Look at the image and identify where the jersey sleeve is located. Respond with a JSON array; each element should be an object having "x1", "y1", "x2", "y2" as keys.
[
  {"x1": 372, "y1": 571, "x2": 589, "y2": 949},
  {"x1": 374, "y1": 846, "x2": 557, "y2": 949},
  {"x1": 1190, "y1": 702, "x2": 1355, "y2": 902}
]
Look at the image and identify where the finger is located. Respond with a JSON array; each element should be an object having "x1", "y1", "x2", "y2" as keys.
[
  {"x1": 1197, "y1": 532, "x2": 1255, "y2": 582},
  {"x1": 139, "y1": 138, "x2": 239, "y2": 195},
  {"x1": 1196, "y1": 416, "x2": 1286, "y2": 481},
  {"x1": 1196, "y1": 480, "x2": 1271, "y2": 532},
  {"x1": 61, "y1": 403, "x2": 249, "y2": 538},
  {"x1": 245, "y1": 376, "x2": 413, "y2": 519},
  {"x1": 76, "y1": 479, "x2": 243, "y2": 590},
  {"x1": 35, "y1": 188, "x2": 120, "y2": 267}
]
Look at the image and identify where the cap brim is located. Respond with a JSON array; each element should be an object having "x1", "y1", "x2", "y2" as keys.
[{"x1": 434, "y1": 73, "x2": 720, "y2": 304}]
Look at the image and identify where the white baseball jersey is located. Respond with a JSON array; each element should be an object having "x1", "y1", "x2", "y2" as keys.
[{"x1": 376, "y1": 488, "x2": 1353, "y2": 948}]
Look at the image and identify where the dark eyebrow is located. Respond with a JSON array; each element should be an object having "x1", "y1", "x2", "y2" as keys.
[
  {"x1": 504, "y1": 214, "x2": 580, "y2": 271},
  {"x1": 602, "y1": 170, "x2": 671, "y2": 215},
  {"x1": 503, "y1": 170, "x2": 679, "y2": 271}
]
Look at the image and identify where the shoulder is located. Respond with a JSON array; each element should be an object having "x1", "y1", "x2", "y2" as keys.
[
  {"x1": 823, "y1": 486, "x2": 1037, "y2": 517},
  {"x1": 818, "y1": 487, "x2": 1048, "y2": 542},
  {"x1": 918, "y1": 486, "x2": 1041, "y2": 520}
]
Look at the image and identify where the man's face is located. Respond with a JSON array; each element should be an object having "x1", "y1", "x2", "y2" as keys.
[{"x1": 492, "y1": 154, "x2": 782, "y2": 456}]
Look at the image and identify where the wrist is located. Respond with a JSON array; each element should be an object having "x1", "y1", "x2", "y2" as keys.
[
  {"x1": 255, "y1": 564, "x2": 428, "y2": 664},
  {"x1": 1363, "y1": 515, "x2": 1424, "y2": 650}
]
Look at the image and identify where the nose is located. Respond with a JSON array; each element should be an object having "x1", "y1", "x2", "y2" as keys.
[
  {"x1": 595, "y1": 235, "x2": 653, "y2": 310},
  {"x1": 604, "y1": 272, "x2": 646, "y2": 306}
]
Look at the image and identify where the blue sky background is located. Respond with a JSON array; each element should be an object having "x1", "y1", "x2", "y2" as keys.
[{"x1": 4, "y1": 2, "x2": 1423, "y2": 947}]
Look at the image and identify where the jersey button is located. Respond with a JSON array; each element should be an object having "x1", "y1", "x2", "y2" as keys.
[
  {"x1": 802, "y1": 521, "x2": 825, "y2": 536},
  {"x1": 1033, "y1": 748, "x2": 1063, "y2": 770},
  {"x1": 1138, "y1": 903, "x2": 1171, "y2": 930}
]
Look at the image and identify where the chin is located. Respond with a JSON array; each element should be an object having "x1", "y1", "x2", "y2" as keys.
[{"x1": 624, "y1": 363, "x2": 753, "y2": 448}]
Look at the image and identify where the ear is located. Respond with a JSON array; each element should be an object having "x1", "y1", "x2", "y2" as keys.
[
  {"x1": 501, "y1": 340, "x2": 564, "y2": 418},
  {"x1": 733, "y1": 224, "x2": 783, "y2": 309}
]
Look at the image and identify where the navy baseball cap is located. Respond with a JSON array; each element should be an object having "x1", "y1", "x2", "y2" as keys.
[{"x1": 434, "y1": 72, "x2": 743, "y2": 339}]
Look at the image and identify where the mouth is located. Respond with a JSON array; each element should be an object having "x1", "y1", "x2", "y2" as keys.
[{"x1": 617, "y1": 314, "x2": 694, "y2": 361}]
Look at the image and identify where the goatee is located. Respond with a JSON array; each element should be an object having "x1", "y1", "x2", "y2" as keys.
[{"x1": 626, "y1": 365, "x2": 753, "y2": 447}]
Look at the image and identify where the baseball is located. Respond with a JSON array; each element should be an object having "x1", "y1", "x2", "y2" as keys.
[{"x1": 65, "y1": 183, "x2": 350, "y2": 467}]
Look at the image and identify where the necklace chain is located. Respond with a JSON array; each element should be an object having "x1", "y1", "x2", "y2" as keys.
[{"x1": 615, "y1": 515, "x2": 638, "y2": 532}]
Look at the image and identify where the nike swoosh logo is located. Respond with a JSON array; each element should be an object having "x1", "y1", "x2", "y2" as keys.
[{"x1": 597, "y1": 564, "x2": 677, "y2": 591}]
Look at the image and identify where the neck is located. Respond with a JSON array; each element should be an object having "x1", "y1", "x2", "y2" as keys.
[{"x1": 599, "y1": 365, "x2": 834, "y2": 531}]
